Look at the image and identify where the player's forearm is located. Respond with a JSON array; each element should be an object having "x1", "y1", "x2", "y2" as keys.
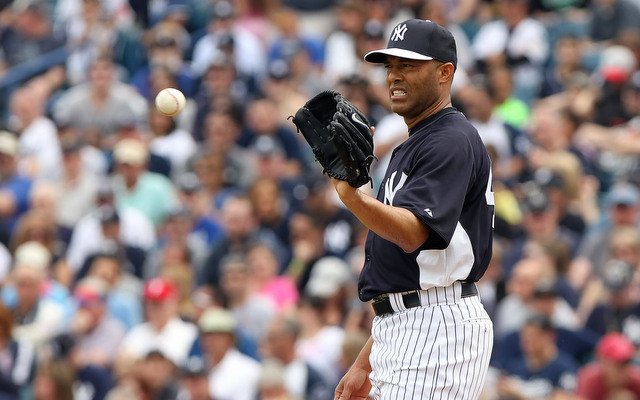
[
  {"x1": 335, "y1": 181, "x2": 429, "y2": 253},
  {"x1": 352, "y1": 336, "x2": 374, "y2": 373}
]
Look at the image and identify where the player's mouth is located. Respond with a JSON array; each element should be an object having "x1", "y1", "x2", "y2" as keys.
[{"x1": 390, "y1": 89, "x2": 407, "y2": 100}]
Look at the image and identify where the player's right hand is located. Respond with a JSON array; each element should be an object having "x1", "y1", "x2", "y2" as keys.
[{"x1": 334, "y1": 365, "x2": 372, "y2": 400}]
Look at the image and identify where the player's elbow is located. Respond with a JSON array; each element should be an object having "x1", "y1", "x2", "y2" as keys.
[
  {"x1": 397, "y1": 222, "x2": 429, "y2": 253},
  {"x1": 398, "y1": 237, "x2": 427, "y2": 253}
]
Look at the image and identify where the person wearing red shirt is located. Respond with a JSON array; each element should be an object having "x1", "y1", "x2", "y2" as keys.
[{"x1": 575, "y1": 332, "x2": 640, "y2": 400}]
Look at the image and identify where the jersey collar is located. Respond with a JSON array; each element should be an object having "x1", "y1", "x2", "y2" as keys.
[{"x1": 408, "y1": 107, "x2": 458, "y2": 136}]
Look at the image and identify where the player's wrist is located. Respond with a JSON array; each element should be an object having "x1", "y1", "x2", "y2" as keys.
[{"x1": 333, "y1": 179, "x2": 360, "y2": 205}]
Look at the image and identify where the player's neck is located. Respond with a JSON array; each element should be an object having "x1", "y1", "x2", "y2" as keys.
[{"x1": 405, "y1": 97, "x2": 453, "y2": 130}]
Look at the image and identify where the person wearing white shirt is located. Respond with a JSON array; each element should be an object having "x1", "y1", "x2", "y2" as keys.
[
  {"x1": 190, "y1": 1, "x2": 266, "y2": 79},
  {"x1": 66, "y1": 181, "x2": 156, "y2": 274},
  {"x1": 197, "y1": 307, "x2": 261, "y2": 400},
  {"x1": 148, "y1": 108, "x2": 197, "y2": 180},
  {"x1": 118, "y1": 277, "x2": 197, "y2": 367},
  {"x1": 9, "y1": 86, "x2": 62, "y2": 181},
  {"x1": 472, "y1": 0, "x2": 549, "y2": 103}
]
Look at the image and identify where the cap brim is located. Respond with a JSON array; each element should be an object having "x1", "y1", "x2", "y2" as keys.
[{"x1": 364, "y1": 48, "x2": 433, "y2": 63}]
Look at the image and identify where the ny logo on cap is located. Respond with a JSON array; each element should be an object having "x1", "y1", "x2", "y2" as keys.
[{"x1": 391, "y1": 23, "x2": 407, "y2": 41}]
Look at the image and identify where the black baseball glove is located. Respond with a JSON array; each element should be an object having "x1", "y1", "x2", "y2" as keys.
[{"x1": 290, "y1": 90, "x2": 375, "y2": 188}]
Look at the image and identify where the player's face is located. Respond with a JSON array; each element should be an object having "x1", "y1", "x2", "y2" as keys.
[{"x1": 384, "y1": 56, "x2": 444, "y2": 124}]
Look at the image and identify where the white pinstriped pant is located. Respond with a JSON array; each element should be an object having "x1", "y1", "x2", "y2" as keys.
[{"x1": 369, "y1": 282, "x2": 494, "y2": 399}]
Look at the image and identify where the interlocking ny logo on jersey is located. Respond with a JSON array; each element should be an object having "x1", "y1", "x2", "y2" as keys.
[
  {"x1": 391, "y1": 24, "x2": 408, "y2": 41},
  {"x1": 384, "y1": 171, "x2": 407, "y2": 205}
]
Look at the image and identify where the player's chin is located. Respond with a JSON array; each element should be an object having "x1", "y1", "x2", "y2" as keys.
[{"x1": 390, "y1": 102, "x2": 409, "y2": 115}]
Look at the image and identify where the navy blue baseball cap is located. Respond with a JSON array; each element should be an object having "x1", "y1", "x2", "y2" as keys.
[{"x1": 364, "y1": 19, "x2": 457, "y2": 69}]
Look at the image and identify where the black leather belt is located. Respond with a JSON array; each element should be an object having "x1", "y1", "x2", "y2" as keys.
[{"x1": 371, "y1": 282, "x2": 478, "y2": 316}]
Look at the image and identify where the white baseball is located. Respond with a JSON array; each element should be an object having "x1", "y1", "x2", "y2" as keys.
[{"x1": 155, "y1": 88, "x2": 186, "y2": 117}]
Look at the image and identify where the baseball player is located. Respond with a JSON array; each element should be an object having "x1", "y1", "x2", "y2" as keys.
[{"x1": 332, "y1": 20, "x2": 495, "y2": 399}]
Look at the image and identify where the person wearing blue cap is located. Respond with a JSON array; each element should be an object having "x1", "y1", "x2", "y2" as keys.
[{"x1": 574, "y1": 181, "x2": 640, "y2": 278}]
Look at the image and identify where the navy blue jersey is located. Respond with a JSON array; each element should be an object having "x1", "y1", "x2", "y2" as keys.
[
  {"x1": 359, "y1": 108, "x2": 494, "y2": 301},
  {"x1": 503, "y1": 352, "x2": 578, "y2": 396}
]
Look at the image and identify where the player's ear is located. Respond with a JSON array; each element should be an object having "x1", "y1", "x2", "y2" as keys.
[{"x1": 438, "y1": 63, "x2": 455, "y2": 84}]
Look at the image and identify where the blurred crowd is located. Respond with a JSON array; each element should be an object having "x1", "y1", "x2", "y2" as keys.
[{"x1": 0, "y1": 0, "x2": 638, "y2": 399}]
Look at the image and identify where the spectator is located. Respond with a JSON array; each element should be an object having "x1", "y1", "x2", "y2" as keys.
[
  {"x1": 200, "y1": 195, "x2": 285, "y2": 291},
  {"x1": 190, "y1": 152, "x2": 235, "y2": 220},
  {"x1": 143, "y1": 206, "x2": 210, "y2": 280},
  {"x1": 256, "y1": 358, "x2": 298, "y2": 400},
  {"x1": 242, "y1": 97, "x2": 306, "y2": 178},
  {"x1": 176, "y1": 357, "x2": 211, "y2": 400},
  {"x1": 2, "y1": 244, "x2": 66, "y2": 352},
  {"x1": 245, "y1": 242, "x2": 299, "y2": 314},
  {"x1": 54, "y1": 136, "x2": 100, "y2": 242},
  {"x1": 0, "y1": 1, "x2": 66, "y2": 72},
  {"x1": 589, "y1": 0, "x2": 640, "y2": 43},
  {"x1": 218, "y1": 253, "x2": 276, "y2": 346},
  {"x1": 118, "y1": 277, "x2": 198, "y2": 367},
  {"x1": 458, "y1": 75, "x2": 528, "y2": 183},
  {"x1": 575, "y1": 332, "x2": 640, "y2": 399},
  {"x1": 322, "y1": 0, "x2": 366, "y2": 85},
  {"x1": 84, "y1": 253, "x2": 143, "y2": 330},
  {"x1": 15, "y1": 186, "x2": 74, "y2": 286},
  {"x1": 66, "y1": 180, "x2": 155, "y2": 274},
  {"x1": 41, "y1": 333, "x2": 115, "y2": 400},
  {"x1": 200, "y1": 109, "x2": 256, "y2": 189},
  {"x1": 572, "y1": 181, "x2": 640, "y2": 280},
  {"x1": 8, "y1": 85, "x2": 62, "y2": 181},
  {"x1": 574, "y1": 69, "x2": 640, "y2": 185},
  {"x1": 494, "y1": 256, "x2": 555, "y2": 339},
  {"x1": 533, "y1": 167, "x2": 589, "y2": 240},
  {"x1": 472, "y1": 0, "x2": 549, "y2": 104},
  {"x1": 286, "y1": 210, "x2": 336, "y2": 294},
  {"x1": 539, "y1": 35, "x2": 589, "y2": 99},
  {"x1": 303, "y1": 256, "x2": 356, "y2": 328},
  {"x1": 502, "y1": 181, "x2": 581, "y2": 276},
  {"x1": 496, "y1": 315, "x2": 579, "y2": 399},
  {"x1": 0, "y1": 302, "x2": 35, "y2": 400},
  {"x1": 70, "y1": 276, "x2": 127, "y2": 369},
  {"x1": 133, "y1": 350, "x2": 181, "y2": 400},
  {"x1": 190, "y1": 0, "x2": 266, "y2": 80},
  {"x1": 301, "y1": 179, "x2": 359, "y2": 259},
  {"x1": 174, "y1": 172, "x2": 224, "y2": 247},
  {"x1": 487, "y1": 65, "x2": 531, "y2": 129},
  {"x1": 62, "y1": 0, "x2": 133, "y2": 86},
  {"x1": 147, "y1": 107, "x2": 197, "y2": 181},
  {"x1": 584, "y1": 259, "x2": 640, "y2": 345},
  {"x1": 130, "y1": 22, "x2": 197, "y2": 99},
  {"x1": 196, "y1": 306, "x2": 261, "y2": 400},
  {"x1": 31, "y1": 359, "x2": 76, "y2": 400},
  {"x1": 74, "y1": 205, "x2": 148, "y2": 280},
  {"x1": 260, "y1": 314, "x2": 332, "y2": 400},
  {"x1": 248, "y1": 177, "x2": 293, "y2": 248},
  {"x1": 112, "y1": 138, "x2": 178, "y2": 226},
  {"x1": 3, "y1": 240, "x2": 73, "y2": 313},
  {"x1": 260, "y1": 57, "x2": 315, "y2": 122},
  {"x1": 295, "y1": 295, "x2": 345, "y2": 388},
  {"x1": 250, "y1": 136, "x2": 304, "y2": 212},
  {"x1": 53, "y1": 55, "x2": 147, "y2": 142},
  {"x1": 0, "y1": 131, "x2": 32, "y2": 234}
]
